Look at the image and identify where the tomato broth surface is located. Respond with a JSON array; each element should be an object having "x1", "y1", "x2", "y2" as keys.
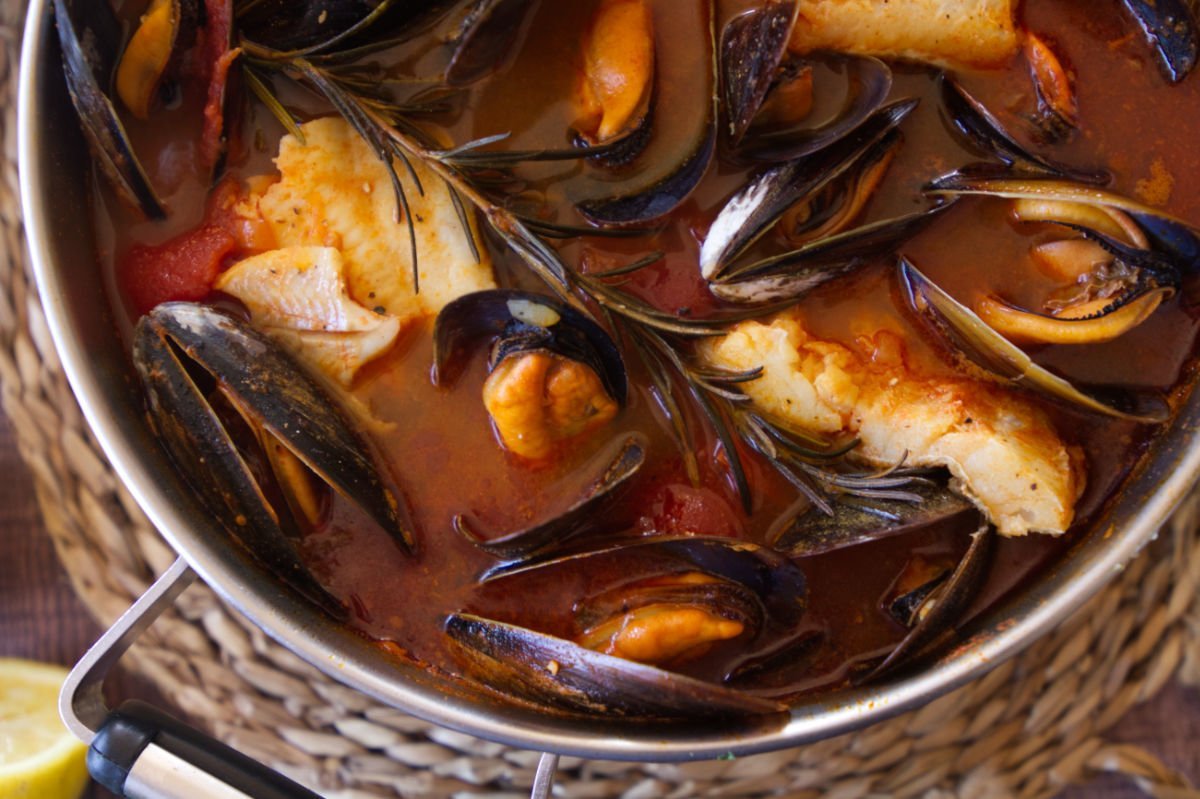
[{"x1": 95, "y1": 0, "x2": 1200, "y2": 704}]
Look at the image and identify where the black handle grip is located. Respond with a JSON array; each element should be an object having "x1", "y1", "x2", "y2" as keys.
[{"x1": 89, "y1": 699, "x2": 321, "y2": 799}]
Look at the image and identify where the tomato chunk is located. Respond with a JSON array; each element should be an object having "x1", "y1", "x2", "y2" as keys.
[
  {"x1": 639, "y1": 483, "x2": 743, "y2": 538},
  {"x1": 122, "y1": 224, "x2": 236, "y2": 315}
]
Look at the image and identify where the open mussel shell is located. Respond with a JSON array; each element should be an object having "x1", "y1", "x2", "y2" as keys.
[
  {"x1": 453, "y1": 534, "x2": 806, "y2": 716},
  {"x1": 939, "y1": 75, "x2": 1108, "y2": 185},
  {"x1": 720, "y1": 0, "x2": 799, "y2": 146},
  {"x1": 573, "y1": 570, "x2": 764, "y2": 641},
  {"x1": 1120, "y1": 0, "x2": 1199, "y2": 83},
  {"x1": 445, "y1": 613, "x2": 787, "y2": 719},
  {"x1": 237, "y1": 0, "x2": 416, "y2": 53},
  {"x1": 737, "y1": 55, "x2": 892, "y2": 164},
  {"x1": 925, "y1": 171, "x2": 1200, "y2": 271},
  {"x1": 53, "y1": 0, "x2": 166, "y2": 218},
  {"x1": 482, "y1": 535, "x2": 808, "y2": 630},
  {"x1": 444, "y1": 0, "x2": 540, "y2": 86},
  {"x1": 863, "y1": 522, "x2": 994, "y2": 682},
  {"x1": 433, "y1": 289, "x2": 627, "y2": 404},
  {"x1": 570, "y1": 0, "x2": 657, "y2": 166},
  {"x1": 771, "y1": 482, "x2": 977, "y2": 558},
  {"x1": 898, "y1": 259, "x2": 1170, "y2": 423},
  {"x1": 577, "y1": 122, "x2": 717, "y2": 227},
  {"x1": 711, "y1": 203, "x2": 952, "y2": 305},
  {"x1": 575, "y1": 0, "x2": 717, "y2": 227},
  {"x1": 701, "y1": 98, "x2": 917, "y2": 280},
  {"x1": 133, "y1": 306, "x2": 339, "y2": 615},
  {"x1": 135, "y1": 303, "x2": 414, "y2": 555},
  {"x1": 455, "y1": 434, "x2": 645, "y2": 559}
]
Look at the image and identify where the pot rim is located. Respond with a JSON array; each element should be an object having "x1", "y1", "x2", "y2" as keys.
[{"x1": 17, "y1": 0, "x2": 1200, "y2": 762}]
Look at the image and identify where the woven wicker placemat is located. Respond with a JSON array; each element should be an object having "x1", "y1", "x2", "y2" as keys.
[{"x1": 4, "y1": 4, "x2": 1200, "y2": 797}]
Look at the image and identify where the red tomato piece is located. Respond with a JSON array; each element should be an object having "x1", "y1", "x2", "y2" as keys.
[
  {"x1": 123, "y1": 224, "x2": 236, "y2": 316},
  {"x1": 639, "y1": 482, "x2": 744, "y2": 538}
]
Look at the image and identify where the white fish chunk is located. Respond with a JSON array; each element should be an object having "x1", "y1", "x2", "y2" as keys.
[
  {"x1": 698, "y1": 310, "x2": 1084, "y2": 536},
  {"x1": 789, "y1": 0, "x2": 1020, "y2": 69},
  {"x1": 216, "y1": 246, "x2": 400, "y2": 386},
  {"x1": 240, "y1": 116, "x2": 495, "y2": 322}
]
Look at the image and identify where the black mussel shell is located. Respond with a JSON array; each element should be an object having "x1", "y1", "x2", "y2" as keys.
[
  {"x1": 885, "y1": 556, "x2": 952, "y2": 628},
  {"x1": 939, "y1": 75, "x2": 1108, "y2": 185},
  {"x1": 53, "y1": 0, "x2": 166, "y2": 218},
  {"x1": 863, "y1": 522, "x2": 994, "y2": 682},
  {"x1": 445, "y1": 613, "x2": 787, "y2": 719},
  {"x1": 451, "y1": 535, "x2": 807, "y2": 716},
  {"x1": 239, "y1": 0, "x2": 393, "y2": 52},
  {"x1": 898, "y1": 258, "x2": 1170, "y2": 423},
  {"x1": 702, "y1": 98, "x2": 917, "y2": 280},
  {"x1": 720, "y1": 1, "x2": 799, "y2": 146},
  {"x1": 481, "y1": 535, "x2": 808, "y2": 632},
  {"x1": 1120, "y1": 0, "x2": 1199, "y2": 83},
  {"x1": 432, "y1": 289, "x2": 627, "y2": 405},
  {"x1": 925, "y1": 171, "x2": 1200, "y2": 274},
  {"x1": 737, "y1": 55, "x2": 892, "y2": 164},
  {"x1": 135, "y1": 304, "x2": 414, "y2": 565},
  {"x1": 574, "y1": 570, "x2": 764, "y2": 641},
  {"x1": 575, "y1": 0, "x2": 717, "y2": 227},
  {"x1": 455, "y1": 435, "x2": 645, "y2": 558},
  {"x1": 711, "y1": 203, "x2": 953, "y2": 304},
  {"x1": 725, "y1": 628, "x2": 823, "y2": 687},
  {"x1": 771, "y1": 482, "x2": 977, "y2": 558},
  {"x1": 444, "y1": 0, "x2": 540, "y2": 86},
  {"x1": 577, "y1": 124, "x2": 717, "y2": 227},
  {"x1": 133, "y1": 308, "x2": 341, "y2": 615}
]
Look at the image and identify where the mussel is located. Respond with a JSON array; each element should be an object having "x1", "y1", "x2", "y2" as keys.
[
  {"x1": 1023, "y1": 33, "x2": 1078, "y2": 142},
  {"x1": 571, "y1": 0, "x2": 656, "y2": 166},
  {"x1": 719, "y1": 0, "x2": 801, "y2": 147},
  {"x1": 710, "y1": 203, "x2": 953, "y2": 305},
  {"x1": 939, "y1": 75, "x2": 1107, "y2": 185},
  {"x1": 53, "y1": 0, "x2": 166, "y2": 218},
  {"x1": 454, "y1": 434, "x2": 645, "y2": 558},
  {"x1": 899, "y1": 259, "x2": 1170, "y2": 424},
  {"x1": 734, "y1": 55, "x2": 893, "y2": 164},
  {"x1": 977, "y1": 200, "x2": 1172, "y2": 345},
  {"x1": 114, "y1": 0, "x2": 202, "y2": 119},
  {"x1": 238, "y1": 0, "x2": 401, "y2": 53},
  {"x1": 575, "y1": 0, "x2": 716, "y2": 226},
  {"x1": 433, "y1": 290, "x2": 626, "y2": 461},
  {"x1": 924, "y1": 172, "x2": 1199, "y2": 348},
  {"x1": 448, "y1": 535, "x2": 807, "y2": 718},
  {"x1": 701, "y1": 98, "x2": 916, "y2": 282},
  {"x1": 133, "y1": 303, "x2": 415, "y2": 616},
  {"x1": 1120, "y1": 0, "x2": 1199, "y2": 83},
  {"x1": 864, "y1": 522, "x2": 994, "y2": 682},
  {"x1": 770, "y1": 481, "x2": 977, "y2": 558}
]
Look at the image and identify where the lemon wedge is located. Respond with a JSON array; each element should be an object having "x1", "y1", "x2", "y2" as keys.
[{"x1": 0, "y1": 659, "x2": 88, "y2": 799}]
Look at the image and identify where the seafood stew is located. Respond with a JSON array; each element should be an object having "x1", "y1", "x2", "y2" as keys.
[{"x1": 53, "y1": 0, "x2": 1200, "y2": 719}]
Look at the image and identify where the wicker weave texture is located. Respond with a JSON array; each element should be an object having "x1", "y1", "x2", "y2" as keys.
[{"x1": 2, "y1": 2, "x2": 1200, "y2": 796}]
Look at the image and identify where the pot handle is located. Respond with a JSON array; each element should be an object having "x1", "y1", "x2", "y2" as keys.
[
  {"x1": 87, "y1": 699, "x2": 320, "y2": 799},
  {"x1": 60, "y1": 558, "x2": 321, "y2": 798},
  {"x1": 62, "y1": 557, "x2": 559, "y2": 799}
]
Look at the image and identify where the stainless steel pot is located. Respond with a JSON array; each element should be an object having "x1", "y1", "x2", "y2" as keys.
[{"x1": 18, "y1": 1, "x2": 1200, "y2": 796}]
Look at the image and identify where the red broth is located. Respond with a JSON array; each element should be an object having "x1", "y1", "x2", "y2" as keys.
[{"x1": 94, "y1": 0, "x2": 1200, "y2": 703}]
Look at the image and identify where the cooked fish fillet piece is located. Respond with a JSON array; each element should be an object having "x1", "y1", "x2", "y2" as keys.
[
  {"x1": 698, "y1": 310, "x2": 1084, "y2": 536},
  {"x1": 788, "y1": 0, "x2": 1020, "y2": 69},
  {"x1": 240, "y1": 116, "x2": 495, "y2": 322},
  {"x1": 216, "y1": 246, "x2": 401, "y2": 386}
]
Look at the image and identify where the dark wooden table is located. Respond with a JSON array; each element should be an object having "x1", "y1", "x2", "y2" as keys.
[{"x1": 2, "y1": 405, "x2": 1197, "y2": 799}]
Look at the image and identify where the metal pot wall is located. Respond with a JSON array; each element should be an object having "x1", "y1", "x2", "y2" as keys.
[{"x1": 17, "y1": 0, "x2": 1200, "y2": 795}]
